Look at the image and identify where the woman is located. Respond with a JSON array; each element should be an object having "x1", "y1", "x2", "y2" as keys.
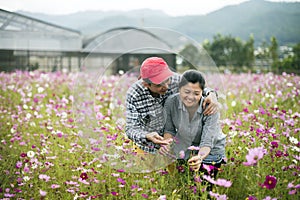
[{"x1": 162, "y1": 69, "x2": 226, "y2": 177}]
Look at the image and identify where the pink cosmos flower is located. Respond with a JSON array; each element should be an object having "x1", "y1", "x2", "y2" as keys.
[
  {"x1": 117, "y1": 177, "x2": 126, "y2": 185},
  {"x1": 39, "y1": 189, "x2": 47, "y2": 196},
  {"x1": 20, "y1": 153, "x2": 27, "y2": 158},
  {"x1": 209, "y1": 191, "x2": 228, "y2": 200},
  {"x1": 202, "y1": 164, "x2": 216, "y2": 173},
  {"x1": 188, "y1": 146, "x2": 200, "y2": 151},
  {"x1": 289, "y1": 189, "x2": 297, "y2": 195},
  {"x1": 243, "y1": 146, "x2": 267, "y2": 166},
  {"x1": 111, "y1": 191, "x2": 118, "y2": 196},
  {"x1": 23, "y1": 166, "x2": 30, "y2": 173},
  {"x1": 263, "y1": 196, "x2": 277, "y2": 200},
  {"x1": 194, "y1": 175, "x2": 202, "y2": 183},
  {"x1": 243, "y1": 107, "x2": 249, "y2": 113},
  {"x1": 203, "y1": 175, "x2": 232, "y2": 187},
  {"x1": 270, "y1": 141, "x2": 279, "y2": 148},
  {"x1": 80, "y1": 172, "x2": 88, "y2": 180},
  {"x1": 151, "y1": 188, "x2": 157, "y2": 194},
  {"x1": 51, "y1": 184, "x2": 60, "y2": 189},
  {"x1": 78, "y1": 178, "x2": 89, "y2": 185},
  {"x1": 261, "y1": 175, "x2": 277, "y2": 190},
  {"x1": 4, "y1": 193, "x2": 16, "y2": 198},
  {"x1": 16, "y1": 161, "x2": 22, "y2": 169},
  {"x1": 65, "y1": 180, "x2": 78, "y2": 185},
  {"x1": 158, "y1": 195, "x2": 167, "y2": 200},
  {"x1": 39, "y1": 174, "x2": 50, "y2": 182},
  {"x1": 179, "y1": 150, "x2": 185, "y2": 159}
]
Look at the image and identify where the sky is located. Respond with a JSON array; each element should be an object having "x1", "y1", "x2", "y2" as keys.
[{"x1": 0, "y1": 0, "x2": 299, "y2": 16}]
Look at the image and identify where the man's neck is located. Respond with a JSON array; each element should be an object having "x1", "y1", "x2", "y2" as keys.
[{"x1": 149, "y1": 90, "x2": 160, "y2": 98}]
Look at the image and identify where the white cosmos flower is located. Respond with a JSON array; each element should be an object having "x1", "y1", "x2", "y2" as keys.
[
  {"x1": 291, "y1": 146, "x2": 300, "y2": 152},
  {"x1": 26, "y1": 113, "x2": 32, "y2": 120},
  {"x1": 41, "y1": 148, "x2": 48, "y2": 154},
  {"x1": 31, "y1": 163, "x2": 38, "y2": 169},
  {"x1": 61, "y1": 112, "x2": 67, "y2": 119},
  {"x1": 289, "y1": 136, "x2": 299, "y2": 144},
  {"x1": 10, "y1": 127, "x2": 16, "y2": 134},
  {"x1": 37, "y1": 87, "x2": 44, "y2": 93},
  {"x1": 74, "y1": 193, "x2": 79, "y2": 200},
  {"x1": 7, "y1": 85, "x2": 14, "y2": 90},
  {"x1": 231, "y1": 101, "x2": 236, "y2": 107},
  {"x1": 23, "y1": 176, "x2": 30, "y2": 181},
  {"x1": 27, "y1": 151, "x2": 35, "y2": 158}
]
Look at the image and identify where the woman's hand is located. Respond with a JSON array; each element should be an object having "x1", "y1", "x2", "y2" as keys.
[
  {"x1": 203, "y1": 92, "x2": 220, "y2": 115},
  {"x1": 188, "y1": 155, "x2": 203, "y2": 172}
]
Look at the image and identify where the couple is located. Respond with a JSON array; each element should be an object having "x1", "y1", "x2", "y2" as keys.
[{"x1": 125, "y1": 57, "x2": 226, "y2": 173}]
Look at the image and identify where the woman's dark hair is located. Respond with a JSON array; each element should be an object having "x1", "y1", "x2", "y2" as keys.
[{"x1": 179, "y1": 70, "x2": 205, "y2": 90}]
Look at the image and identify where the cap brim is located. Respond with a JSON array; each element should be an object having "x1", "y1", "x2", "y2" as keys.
[{"x1": 149, "y1": 69, "x2": 174, "y2": 84}]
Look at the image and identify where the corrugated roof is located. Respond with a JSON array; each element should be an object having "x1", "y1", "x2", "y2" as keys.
[
  {"x1": 0, "y1": 9, "x2": 80, "y2": 35},
  {"x1": 83, "y1": 27, "x2": 173, "y2": 54}
]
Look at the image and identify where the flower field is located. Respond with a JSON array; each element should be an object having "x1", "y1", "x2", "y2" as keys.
[{"x1": 0, "y1": 70, "x2": 299, "y2": 200}]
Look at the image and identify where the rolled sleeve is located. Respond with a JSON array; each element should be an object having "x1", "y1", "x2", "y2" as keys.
[
  {"x1": 163, "y1": 96, "x2": 177, "y2": 136},
  {"x1": 125, "y1": 92, "x2": 147, "y2": 144},
  {"x1": 199, "y1": 112, "x2": 220, "y2": 148}
]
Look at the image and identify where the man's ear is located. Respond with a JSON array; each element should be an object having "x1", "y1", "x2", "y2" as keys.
[{"x1": 142, "y1": 81, "x2": 150, "y2": 88}]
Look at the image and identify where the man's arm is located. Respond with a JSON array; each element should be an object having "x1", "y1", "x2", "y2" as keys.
[
  {"x1": 202, "y1": 88, "x2": 220, "y2": 115},
  {"x1": 125, "y1": 94, "x2": 169, "y2": 146},
  {"x1": 125, "y1": 92, "x2": 147, "y2": 144}
]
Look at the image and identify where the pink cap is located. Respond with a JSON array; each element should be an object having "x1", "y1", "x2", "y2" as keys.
[{"x1": 140, "y1": 57, "x2": 173, "y2": 84}]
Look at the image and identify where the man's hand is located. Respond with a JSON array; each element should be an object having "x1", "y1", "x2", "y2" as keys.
[
  {"x1": 203, "y1": 92, "x2": 220, "y2": 115},
  {"x1": 188, "y1": 155, "x2": 203, "y2": 172},
  {"x1": 146, "y1": 132, "x2": 172, "y2": 145}
]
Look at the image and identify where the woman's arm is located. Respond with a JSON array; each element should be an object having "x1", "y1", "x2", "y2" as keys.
[
  {"x1": 188, "y1": 111, "x2": 220, "y2": 171},
  {"x1": 188, "y1": 146, "x2": 211, "y2": 172}
]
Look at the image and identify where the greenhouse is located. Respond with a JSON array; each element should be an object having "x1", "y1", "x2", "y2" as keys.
[
  {"x1": 0, "y1": 8, "x2": 82, "y2": 72},
  {"x1": 0, "y1": 9, "x2": 177, "y2": 73},
  {"x1": 82, "y1": 27, "x2": 176, "y2": 74}
]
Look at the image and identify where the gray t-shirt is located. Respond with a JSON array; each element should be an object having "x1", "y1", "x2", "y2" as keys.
[{"x1": 164, "y1": 94, "x2": 226, "y2": 160}]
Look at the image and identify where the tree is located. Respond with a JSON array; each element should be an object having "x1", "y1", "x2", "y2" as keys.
[
  {"x1": 278, "y1": 42, "x2": 300, "y2": 74},
  {"x1": 270, "y1": 36, "x2": 279, "y2": 70},
  {"x1": 292, "y1": 43, "x2": 300, "y2": 71},
  {"x1": 243, "y1": 35, "x2": 255, "y2": 69},
  {"x1": 179, "y1": 44, "x2": 200, "y2": 68},
  {"x1": 203, "y1": 34, "x2": 255, "y2": 69}
]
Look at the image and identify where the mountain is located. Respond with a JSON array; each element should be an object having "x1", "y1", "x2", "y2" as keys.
[{"x1": 17, "y1": 0, "x2": 300, "y2": 46}]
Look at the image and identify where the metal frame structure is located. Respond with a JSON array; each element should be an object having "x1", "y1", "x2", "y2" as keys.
[
  {"x1": 0, "y1": 9, "x2": 82, "y2": 72},
  {"x1": 0, "y1": 9, "x2": 176, "y2": 73},
  {"x1": 83, "y1": 27, "x2": 176, "y2": 74}
]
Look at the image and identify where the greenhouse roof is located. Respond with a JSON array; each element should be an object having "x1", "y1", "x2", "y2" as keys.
[
  {"x1": 83, "y1": 27, "x2": 174, "y2": 54},
  {"x1": 0, "y1": 9, "x2": 82, "y2": 51},
  {"x1": 0, "y1": 9, "x2": 80, "y2": 35}
]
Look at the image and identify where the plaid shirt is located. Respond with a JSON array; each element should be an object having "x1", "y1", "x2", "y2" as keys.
[
  {"x1": 125, "y1": 74, "x2": 181, "y2": 153},
  {"x1": 125, "y1": 73, "x2": 213, "y2": 153}
]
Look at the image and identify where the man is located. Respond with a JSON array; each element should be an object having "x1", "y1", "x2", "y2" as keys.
[{"x1": 125, "y1": 57, "x2": 219, "y2": 154}]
